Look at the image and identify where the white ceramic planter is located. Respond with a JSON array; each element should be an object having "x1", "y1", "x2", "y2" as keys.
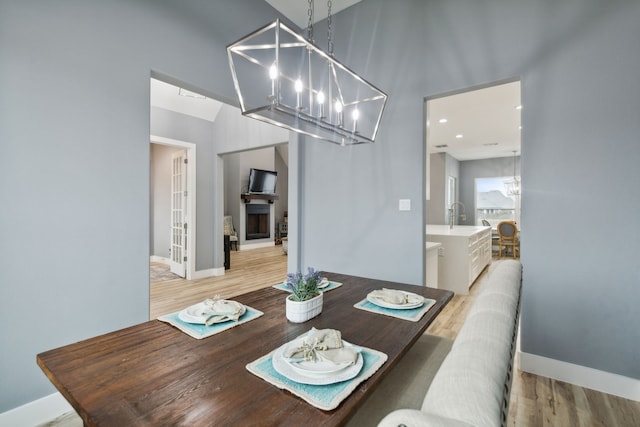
[{"x1": 285, "y1": 292, "x2": 323, "y2": 323}]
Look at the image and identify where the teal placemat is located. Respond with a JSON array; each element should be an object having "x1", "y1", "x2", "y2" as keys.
[
  {"x1": 354, "y1": 298, "x2": 436, "y2": 322},
  {"x1": 272, "y1": 281, "x2": 343, "y2": 293},
  {"x1": 158, "y1": 306, "x2": 263, "y2": 339},
  {"x1": 246, "y1": 346, "x2": 387, "y2": 411}
]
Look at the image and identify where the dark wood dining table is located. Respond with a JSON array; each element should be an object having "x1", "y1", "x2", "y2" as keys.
[{"x1": 37, "y1": 272, "x2": 453, "y2": 426}]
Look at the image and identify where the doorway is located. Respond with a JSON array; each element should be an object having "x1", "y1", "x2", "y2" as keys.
[
  {"x1": 150, "y1": 136, "x2": 196, "y2": 281},
  {"x1": 424, "y1": 79, "x2": 522, "y2": 272}
]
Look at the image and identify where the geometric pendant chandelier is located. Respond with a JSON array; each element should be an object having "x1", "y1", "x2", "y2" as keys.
[
  {"x1": 227, "y1": 18, "x2": 387, "y2": 145},
  {"x1": 504, "y1": 150, "x2": 521, "y2": 196}
]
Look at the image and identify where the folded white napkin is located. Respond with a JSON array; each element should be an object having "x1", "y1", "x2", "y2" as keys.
[
  {"x1": 369, "y1": 288, "x2": 408, "y2": 305},
  {"x1": 283, "y1": 328, "x2": 358, "y2": 365},
  {"x1": 201, "y1": 298, "x2": 243, "y2": 325}
]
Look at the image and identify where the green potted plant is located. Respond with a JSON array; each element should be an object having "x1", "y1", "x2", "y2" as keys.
[{"x1": 285, "y1": 267, "x2": 323, "y2": 322}]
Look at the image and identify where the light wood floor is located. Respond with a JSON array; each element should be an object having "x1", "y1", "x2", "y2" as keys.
[
  {"x1": 45, "y1": 246, "x2": 640, "y2": 426},
  {"x1": 149, "y1": 245, "x2": 289, "y2": 319}
]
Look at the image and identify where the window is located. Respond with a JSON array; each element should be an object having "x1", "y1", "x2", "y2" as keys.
[{"x1": 475, "y1": 177, "x2": 519, "y2": 227}]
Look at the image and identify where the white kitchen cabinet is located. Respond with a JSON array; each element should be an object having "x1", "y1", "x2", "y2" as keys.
[
  {"x1": 425, "y1": 241, "x2": 442, "y2": 288},
  {"x1": 426, "y1": 225, "x2": 492, "y2": 295}
]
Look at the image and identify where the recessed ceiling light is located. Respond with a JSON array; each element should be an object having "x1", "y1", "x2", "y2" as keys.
[
  {"x1": 455, "y1": 134, "x2": 463, "y2": 139},
  {"x1": 515, "y1": 105, "x2": 522, "y2": 110},
  {"x1": 438, "y1": 118, "x2": 448, "y2": 124}
]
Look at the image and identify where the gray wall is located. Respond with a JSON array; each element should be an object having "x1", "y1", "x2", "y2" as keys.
[
  {"x1": 426, "y1": 152, "x2": 461, "y2": 225},
  {"x1": 298, "y1": 1, "x2": 429, "y2": 286},
  {"x1": 150, "y1": 143, "x2": 179, "y2": 259},
  {"x1": 274, "y1": 147, "x2": 289, "y2": 226},
  {"x1": 0, "y1": 0, "x2": 287, "y2": 412},
  {"x1": 224, "y1": 152, "x2": 242, "y2": 237},
  {"x1": 426, "y1": 153, "x2": 446, "y2": 224},
  {"x1": 301, "y1": 0, "x2": 640, "y2": 384},
  {"x1": 2, "y1": 0, "x2": 639, "y2": 414}
]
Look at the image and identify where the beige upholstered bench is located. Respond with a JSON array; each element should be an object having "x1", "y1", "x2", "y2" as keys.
[{"x1": 348, "y1": 260, "x2": 522, "y2": 427}]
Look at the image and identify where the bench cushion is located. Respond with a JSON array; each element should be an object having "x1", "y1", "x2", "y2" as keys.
[
  {"x1": 378, "y1": 409, "x2": 474, "y2": 427},
  {"x1": 420, "y1": 260, "x2": 521, "y2": 427}
]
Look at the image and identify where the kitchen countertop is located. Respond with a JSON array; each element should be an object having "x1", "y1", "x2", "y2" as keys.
[
  {"x1": 426, "y1": 224, "x2": 490, "y2": 237},
  {"x1": 426, "y1": 241, "x2": 442, "y2": 251}
]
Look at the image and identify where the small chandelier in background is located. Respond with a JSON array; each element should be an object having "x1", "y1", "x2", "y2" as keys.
[
  {"x1": 505, "y1": 150, "x2": 521, "y2": 196},
  {"x1": 227, "y1": 0, "x2": 387, "y2": 145}
]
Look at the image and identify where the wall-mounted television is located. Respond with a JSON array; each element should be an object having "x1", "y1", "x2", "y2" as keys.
[{"x1": 248, "y1": 168, "x2": 277, "y2": 194}]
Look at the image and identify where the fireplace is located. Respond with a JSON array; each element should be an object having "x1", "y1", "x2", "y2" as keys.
[{"x1": 245, "y1": 204, "x2": 270, "y2": 240}]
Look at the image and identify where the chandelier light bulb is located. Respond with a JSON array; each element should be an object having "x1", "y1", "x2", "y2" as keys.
[
  {"x1": 334, "y1": 100, "x2": 343, "y2": 127},
  {"x1": 352, "y1": 108, "x2": 359, "y2": 132},
  {"x1": 269, "y1": 64, "x2": 278, "y2": 100},
  {"x1": 317, "y1": 91, "x2": 325, "y2": 118},
  {"x1": 295, "y1": 78, "x2": 303, "y2": 109}
]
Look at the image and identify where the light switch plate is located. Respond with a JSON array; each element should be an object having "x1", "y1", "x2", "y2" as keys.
[{"x1": 399, "y1": 199, "x2": 411, "y2": 211}]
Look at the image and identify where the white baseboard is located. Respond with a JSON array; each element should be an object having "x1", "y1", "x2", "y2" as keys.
[
  {"x1": 519, "y1": 351, "x2": 640, "y2": 401},
  {"x1": 151, "y1": 257, "x2": 223, "y2": 280},
  {"x1": 240, "y1": 241, "x2": 275, "y2": 251},
  {"x1": 192, "y1": 267, "x2": 225, "y2": 280},
  {"x1": 0, "y1": 392, "x2": 72, "y2": 426}
]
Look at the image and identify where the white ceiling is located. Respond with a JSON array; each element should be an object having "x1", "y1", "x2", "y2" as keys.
[
  {"x1": 265, "y1": 0, "x2": 362, "y2": 28},
  {"x1": 150, "y1": 78, "x2": 222, "y2": 123},
  {"x1": 427, "y1": 81, "x2": 521, "y2": 161}
]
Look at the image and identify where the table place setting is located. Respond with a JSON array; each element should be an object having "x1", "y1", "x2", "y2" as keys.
[
  {"x1": 158, "y1": 295, "x2": 264, "y2": 339},
  {"x1": 273, "y1": 276, "x2": 343, "y2": 293},
  {"x1": 354, "y1": 288, "x2": 437, "y2": 322},
  {"x1": 246, "y1": 327, "x2": 388, "y2": 411}
]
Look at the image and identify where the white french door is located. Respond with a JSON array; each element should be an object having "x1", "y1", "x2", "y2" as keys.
[{"x1": 169, "y1": 150, "x2": 188, "y2": 277}]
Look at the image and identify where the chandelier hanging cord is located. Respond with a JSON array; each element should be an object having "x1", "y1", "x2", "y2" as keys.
[
  {"x1": 307, "y1": 0, "x2": 314, "y2": 42},
  {"x1": 327, "y1": 0, "x2": 334, "y2": 56}
]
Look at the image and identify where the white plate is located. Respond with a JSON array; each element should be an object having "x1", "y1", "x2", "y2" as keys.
[
  {"x1": 288, "y1": 359, "x2": 352, "y2": 376},
  {"x1": 272, "y1": 340, "x2": 363, "y2": 385},
  {"x1": 318, "y1": 278, "x2": 331, "y2": 289},
  {"x1": 178, "y1": 300, "x2": 246, "y2": 324},
  {"x1": 366, "y1": 291, "x2": 425, "y2": 310}
]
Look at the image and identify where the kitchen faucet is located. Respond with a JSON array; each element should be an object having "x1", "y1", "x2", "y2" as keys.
[{"x1": 449, "y1": 201, "x2": 466, "y2": 229}]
